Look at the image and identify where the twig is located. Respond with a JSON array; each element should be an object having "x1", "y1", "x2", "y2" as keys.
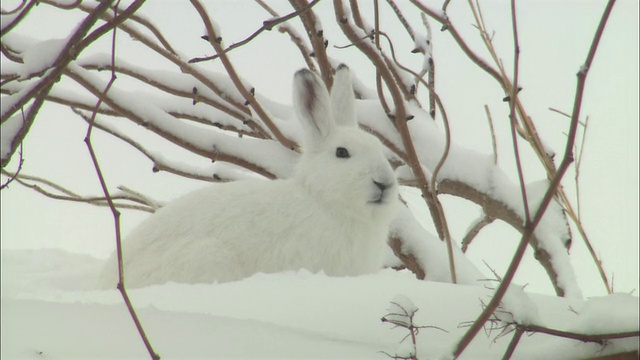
[
  {"x1": 64, "y1": 67, "x2": 278, "y2": 179},
  {"x1": 254, "y1": 0, "x2": 317, "y2": 71},
  {"x1": 78, "y1": 63, "x2": 249, "y2": 121},
  {"x1": 461, "y1": 215, "x2": 495, "y2": 253},
  {"x1": 438, "y1": 179, "x2": 565, "y2": 296},
  {"x1": 389, "y1": 236, "x2": 426, "y2": 280},
  {"x1": 1, "y1": 169, "x2": 154, "y2": 212},
  {"x1": 336, "y1": 0, "x2": 454, "y2": 282},
  {"x1": 1, "y1": 0, "x2": 28, "y2": 15},
  {"x1": 517, "y1": 324, "x2": 639, "y2": 344},
  {"x1": 375, "y1": 30, "x2": 458, "y2": 283},
  {"x1": 468, "y1": 0, "x2": 609, "y2": 292},
  {"x1": 384, "y1": 0, "x2": 415, "y2": 40},
  {"x1": 83, "y1": 5, "x2": 159, "y2": 359},
  {"x1": 0, "y1": 0, "x2": 36, "y2": 34},
  {"x1": 0, "y1": 0, "x2": 115, "y2": 167},
  {"x1": 501, "y1": 327, "x2": 524, "y2": 360},
  {"x1": 190, "y1": 0, "x2": 298, "y2": 151},
  {"x1": 575, "y1": 116, "x2": 590, "y2": 219},
  {"x1": 452, "y1": 1, "x2": 617, "y2": 357},
  {"x1": 484, "y1": 105, "x2": 498, "y2": 164},
  {"x1": 373, "y1": 0, "x2": 391, "y2": 116},
  {"x1": 0, "y1": 109, "x2": 25, "y2": 189},
  {"x1": 409, "y1": 0, "x2": 502, "y2": 83},
  {"x1": 290, "y1": 0, "x2": 333, "y2": 88},
  {"x1": 189, "y1": 0, "x2": 320, "y2": 63},
  {"x1": 72, "y1": 108, "x2": 234, "y2": 183},
  {"x1": 507, "y1": 0, "x2": 530, "y2": 223},
  {"x1": 470, "y1": 0, "x2": 603, "y2": 296}
]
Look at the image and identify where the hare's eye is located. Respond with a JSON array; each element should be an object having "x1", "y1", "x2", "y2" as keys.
[{"x1": 335, "y1": 147, "x2": 350, "y2": 159}]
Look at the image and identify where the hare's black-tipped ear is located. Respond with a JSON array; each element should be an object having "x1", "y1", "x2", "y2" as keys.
[
  {"x1": 330, "y1": 64, "x2": 357, "y2": 127},
  {"x1": 293, "y1": 69, "x2": 334, "y2": 147}
]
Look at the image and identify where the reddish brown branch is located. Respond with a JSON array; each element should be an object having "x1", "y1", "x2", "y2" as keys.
[
  {"x1": 83, "y1": 6, "x2": 159, "y2": 359},
  {"x1": 0, "y1": 0, "x2": 115, "y2": 168},
  {"x1": 389, "y1": 236, "x2": 426, "y2": 280},
  {"x1": 452, "y1": 1, "x2": 617, "y2": 357},
  {"x1": 190, "y1": 0, "x2": 298, "y2": 151},
  {"x1": 189, "y1": 0, "x2": 320, "y2": 63},
  {"x1": 64, "y1": 67, "x2": 277, "y2": 179},
  {"x1": 290, "y1": 0, "x2": 334, "y2": 88}
]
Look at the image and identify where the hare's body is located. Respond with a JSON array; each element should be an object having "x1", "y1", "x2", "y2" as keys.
[
  {"x1": 102, "y1": 178, "x2": 394, "y2": 287},
  {"x1": 99, "y1": 66, "x2": 398, "y2": 288}
]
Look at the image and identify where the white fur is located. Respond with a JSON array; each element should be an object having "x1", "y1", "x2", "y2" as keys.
[{"x1": 98, "y1": 66, "x2": 398, "y2": 288}]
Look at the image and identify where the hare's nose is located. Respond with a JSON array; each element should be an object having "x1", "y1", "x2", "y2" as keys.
[{"x1": 373, "y1": 180, "x2": 388, "y2": 192}]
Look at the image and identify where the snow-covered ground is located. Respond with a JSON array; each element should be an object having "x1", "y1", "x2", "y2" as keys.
[{"x1": 2, "y1": 248, "x2": 638, "y2": 359}]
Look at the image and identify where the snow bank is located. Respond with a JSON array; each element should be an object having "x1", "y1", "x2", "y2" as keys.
[{"x1": 1, "y1": 249, "x2": 637, "y2": 359}]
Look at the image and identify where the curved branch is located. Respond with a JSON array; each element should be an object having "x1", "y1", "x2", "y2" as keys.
[
  {"x1": 65, "y1": 66, "x2": 279, "y2": 179},
  {"x1": 0, "y1": 0, "x2": 36, "y2": 34},
  {"x1": 189, "y1": 0, "x2": 321, "y2": 64},
  {"x1": 190, "y1": 0, "x2": 298, "y2": 151},
  {"x1": 438, "y1": 179, "x2": 565, "y2": 296},
  {"x1": 290, "y1": 0, "x2": 333, "y2": 88}
]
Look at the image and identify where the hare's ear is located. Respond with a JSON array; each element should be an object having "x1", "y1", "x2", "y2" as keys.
[
  {"x1": 330, "y1": 64, "x2": 357, "y2": 128},
  {"x1": 293, "y1": 69, "x2": 335, "y2": 147}
]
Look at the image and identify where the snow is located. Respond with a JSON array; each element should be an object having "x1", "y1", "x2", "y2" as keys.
[
  {"x1": 0, "y1": 113, "x2": 24, "y2": 161},
  {"x1": 403, "y1": 103, "x2": 582, "y2": 298},
  {"x1": 499, "y1": 284, "x2": 540, "y2": 325},
  {"x1": 2, "y1": 249, "x2": 637, "y2": 359},
  {"x1": 65, "y1": 63, "x2": 297, "y2": 178},
  {"x1": 19, "y1": 38, "x2": 67, "y2": 78},
  {"x1": 568, "y1": 293, "x2": 640, "y2": 335}
]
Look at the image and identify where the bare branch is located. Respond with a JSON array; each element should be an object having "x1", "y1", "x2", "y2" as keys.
[
  {"x1": 189, "y1": 0, "x2": 320, "y2": 64},
  {"x1": 453, "y1": 2, "x2": 618, "y2": 356},
  {"x1": 461, "y1": 215, "x2": 495, "y2": 253},
  {"x1": 190, "y1": 0, "x2": 298, "y2": 151}
]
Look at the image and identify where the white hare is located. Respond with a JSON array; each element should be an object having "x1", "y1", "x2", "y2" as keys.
[{"x1": 98, "y1": 65, "x2": 399, "y2": 288}]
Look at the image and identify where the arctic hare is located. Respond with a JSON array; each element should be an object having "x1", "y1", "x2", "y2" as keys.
[{"x1": 99, "y1": 65, "x2": 398, "y2": 288}]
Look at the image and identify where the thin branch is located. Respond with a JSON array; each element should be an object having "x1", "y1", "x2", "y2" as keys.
[
  {"x1": 453, "y1": 1, "x2": 617, "y2": 357},
  {"x1": 507, "y1": 0, "x2": 531, "y2": 223},
  {"x1": 389, "y1": 236, "x2": 426, "y2": 280},
  {"x1": 64, "y1": 67, "x2": 278, "y2": 179},
  {"x1": 438, "y1": 179, "x2": 565, "y2": 295},
  {"x1": 374, "y1": 0, "x2": 392, "y2": 116},
  {"x1": 518, "y1": 324, "x2": 639, "y2": 344},
  {"x1": 290, "y1": 0, "x2": 333, "y2": 88},
  {"x1": 78, "y1": 62, "x2": 253, "y2": 125},
  {"x1": 375, "y1": 30, "x2": 458, "y2": 283},
  {"x1": 189, "y1": 0, "x2": 321, "y2": 63},
  {"x1": 83, "y1": 7, "x2": 159, "y2": 358},
  {"x1": 0, "y1": 0, "x2": 36, "y2": 34},
  {"x1": 0, "y1": 169, "x2": 154, "y2": 212},
  {"x1": 501, "y1": 327, "x2": 524, "y2": 360},
  {"x1": 467, "y1": 0, "x2": 608, "y2": 291},
  {"x1": 67, "y1": 2, "x2": 253, "y2": 116},
  {"x1": 0, "y1": 110, "x2": 25, "y2": 189},
  {"x1": 484, "y1": 105, "x2": 498, "y2": 164},
  {"x1": 409, "y1": 0, "x2": 503, "y2": 83},
  {"x1": 190, "y1": 0, "x2": 298, "y2": 151},
  {"x1": 335, "y1": 0, "x2": 452, "y2": 276},
  {"x1": 575, "y1": 116, "x2": 590, "y2": 219},
  {"x1": 254, "y1": 0, "x2": 317, "y2": 71},
  {"x1": 1, "y1": 0, "x2": 116, "y2": 167},
  {"x1": 461, "y1": 215, "x2": 495, "y2": 253},
  {"x1": 72, "y1": 108, "x2": 233, "y2": 183},
  {"x1": 384, "y1": 0, "x2": 415, "y2": 40}
]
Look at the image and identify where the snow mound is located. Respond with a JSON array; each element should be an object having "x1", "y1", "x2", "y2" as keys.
[{"x1": 1, "y1": 249, "x2": 638, "y2": 359}]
